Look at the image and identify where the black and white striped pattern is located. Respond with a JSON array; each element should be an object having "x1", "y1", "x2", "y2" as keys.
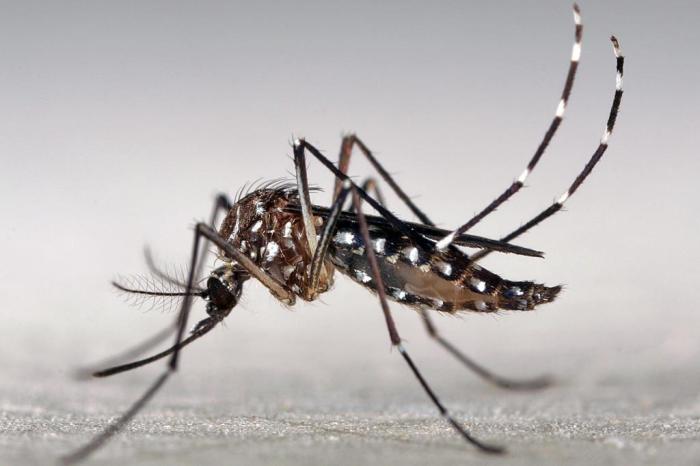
[
  {"x1": 471, "y1": 36, "x2": 624, "y2": 261},
  {"x1": 435, "y1": 4, "x2": 583, "y2": 251}
]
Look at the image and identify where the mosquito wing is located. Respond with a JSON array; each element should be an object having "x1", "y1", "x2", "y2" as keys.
[{"x1": 284, "y1": 204, "x2": 544, "y2": 258}]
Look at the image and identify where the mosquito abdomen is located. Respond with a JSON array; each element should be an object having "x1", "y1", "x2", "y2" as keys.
[
  {"x1": 494, "y1": 280, "x2": 562, "y2": 311},
  {"x1": 327, "y1": 223, "x2": 562, "y2": 314}
]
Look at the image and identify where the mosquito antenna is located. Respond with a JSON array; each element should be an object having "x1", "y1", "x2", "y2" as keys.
[{"x1": 111, "y1": 280, "x2": 205, "y2": 298}]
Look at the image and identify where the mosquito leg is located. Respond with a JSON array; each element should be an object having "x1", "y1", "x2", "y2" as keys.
[
  {"x1": 142, "y1": 193, "x2": 231, "y2": 288},
  {"x1": 299, "y1": 136, "x2": 551, "y2": 390},
  {"x1": 307, "y1": 182, "x2": 351, "y2": 297},
  {"x1": 61, "y1": 372, "x2": 172, "y2": 465},
  {"x1": 293, "y1": 142, "x2": 319, "y2": 255},
  {"x1": 197, "y1": 223, "x2": 296, "y2": 304},
  {"x1": 419, "y1": 309, "x2": 552, "y2": 390},
  {"x1": 296, "y1": 139, "x2": 434, "y2": 251},
  {"x1": 77, "y1": 194, "x2": 232, "y2": 379},
  {"x1": 349, "y1": 186, "x2": 503, "y2": 454},
  {"x1": 73, "y1": 325, "x2": 175, "y2": 380},
  {"x1": 435, "y1": 4, "x2": 583, "y2": 251},
  {"x1": 333, "y1": 134, "x2": 432, "y2": 224},
  {"x1": 193, "y1": 193, "x2": 233, "y2": 281},
  {"x1": 471, "y1": 36, "x2": 624, "y2": 262},
  {"x1": 324, "y1": 135, "x2": 546, "y2": 260},
  {"x1": 350, "y1": 177, "x2": 386, "y2": 212},
  {"x1": 92, "y1": 317, "x2": 219, "y2": 378},
  {"x1": 146, "y1": 193, "x2": 232, "y2": 288},
  {"x1": 63, "y1": 221, "x2": 295, "y2": 464},
  {"x1": 352, "y1": 180, "x2": 549, "y2": 388},
  {"x1": 62, "y1": 219, "x2": 212, "y2": 464}
]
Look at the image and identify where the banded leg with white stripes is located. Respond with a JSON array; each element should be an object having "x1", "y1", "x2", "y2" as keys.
[
  {"x1": 349, "y1": 185, "x2": 504, "y2": 454},
  {"x1": 435, "y1": 3, "x2": 583, "y2": 251},
  {"x1": 472, "y1": 35, "x2": 624, "y2": 262}
]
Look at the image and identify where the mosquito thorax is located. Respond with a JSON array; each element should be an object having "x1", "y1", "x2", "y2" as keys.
[{"x1": 217, "y1": 186, "x2": 335, "y2": 301}]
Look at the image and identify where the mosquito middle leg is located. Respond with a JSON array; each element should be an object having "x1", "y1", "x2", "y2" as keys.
[
  {"x1": 350, "y1": 186, "x2": 504, "y2": 454},
  {"x1": 333, "y1": 134, "x2": 431, "y2": 224},
  {"x1": 145, "y1": 193, "x2": 233, "y2": 287},
  {"x1": 298, "y1": 138, "x2": 552, "y2": 390},
  {"x1": 193, "y1": 193, "x2": 234, "y2": 280}
]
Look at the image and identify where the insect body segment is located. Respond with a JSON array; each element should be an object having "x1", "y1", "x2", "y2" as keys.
[
  {"x1": 329, "y1": 220, "x2": 561, "y2": 313},
  {"x1": 218, "y1": 186, "x2": 335, "y2": 302}
]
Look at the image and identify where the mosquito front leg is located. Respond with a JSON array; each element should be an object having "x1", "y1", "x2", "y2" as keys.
[
  {"x1": 75, "y1": 193, "x2": 233, "y2": 380},
  {"x1": 63, "y1": 220, "x2": 295, "y2": 464},
  {"x1": 193, "y1": 193, "x2": 234, "y2": 279},
  {"x1": 296, "y1": 139, "x2": 434, "y2": 251},
  {"x1": 418, "y1": 309, "x2": 552, "y2": 390},
  {"x1": 198, "y1": 223, "x2": 296, "y2": 304},
  {"x1": 350, "y1": 177, "x2": 386, "y2": 213},
  {"x1": 62, "y1": 218, "x2": 215, "y2": 464},
  {"x1": 349, "y1": 186, "x2": 503, "y2": 454},
  {"x1": 146, "y1": 193, "x2": 233, "y2": 287}
]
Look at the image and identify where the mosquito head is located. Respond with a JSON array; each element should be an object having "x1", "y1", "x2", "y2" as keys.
[{"x1": 204, "y1": 266, "x2": 248, "y2": 318}]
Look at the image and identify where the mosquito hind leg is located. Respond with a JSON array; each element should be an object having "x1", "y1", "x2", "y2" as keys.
[
  {"x1": 419, "y1": 309, "x2": 552, "y2": 390},
  {"x1": 435, "y1": 4, "x2": 583, "y2": 251},
  {"x1": 471, "y1": 36, "x2": 624, "y2": 262},
  {"x1": 349, "y1": 186, "x2": 503, "y2": 454},
  {"x1": 194, "y1": 193, "x2": 233, "y2": 281},
  {"x1": 333, "y1": 134, "x2": 431, "y2": 223}
]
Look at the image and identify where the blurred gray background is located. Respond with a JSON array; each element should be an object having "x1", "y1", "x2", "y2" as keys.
[{"x1": 1, "y1": 1, "x2": 699, "y2": 465}]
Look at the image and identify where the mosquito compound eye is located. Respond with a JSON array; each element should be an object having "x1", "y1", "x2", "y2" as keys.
[{"x1": 206, "y1": 277, "x2": 238, "y2": 312}]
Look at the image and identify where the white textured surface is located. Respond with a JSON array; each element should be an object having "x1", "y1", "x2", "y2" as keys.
[
  {"x1": 3, "y1": 370, "x2": 700, "y2": 466},
  {"x1": 2, "y1": 299, "x2": 700, "y2": 466}
]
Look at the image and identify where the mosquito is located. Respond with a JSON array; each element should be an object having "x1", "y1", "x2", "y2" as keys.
[{"x1": 63, "y1": 4, "x2": 624, "y2": 463}]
